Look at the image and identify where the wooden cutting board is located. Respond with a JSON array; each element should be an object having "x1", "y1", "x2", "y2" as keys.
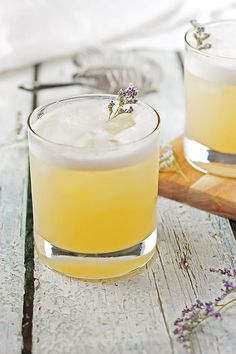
[{"x1": 158, "y1": 136, "x2": 236, "y2": 220}]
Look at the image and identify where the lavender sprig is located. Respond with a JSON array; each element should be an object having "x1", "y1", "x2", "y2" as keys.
[
  {"x1": 174, "y1": 267, "x2": 236, "y2": 352},
  {"x1": 160, "y1": 145, "x2": 189, "y2": 182},
  {"x1": 108, "y1": 84, "x2": 138, "y2": 120},
  {"x1": 190, "y1": 20, "x2": 212, "y2": 50}
]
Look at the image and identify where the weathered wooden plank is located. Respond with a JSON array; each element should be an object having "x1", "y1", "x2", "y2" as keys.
[
  {"x1": 0, "y1": 68, "x2": 33, "y2": 354},
  {"x1": 153, "y1": 198, "x2": 236, "y2": 354},
  {"x1": 32, "y1": 51, "x2": 236, "y2": 354}
]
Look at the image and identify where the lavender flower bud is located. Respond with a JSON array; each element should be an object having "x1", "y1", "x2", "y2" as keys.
[{"x1": 107, "y1": 84, "x2": 138, "y2": 120}]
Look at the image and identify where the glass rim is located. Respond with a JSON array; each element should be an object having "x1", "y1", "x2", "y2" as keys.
[
  {"x1": 184, "y1": 19, "x2": 236, "y2": 61},
  {"x1": 27, "y1": 94, "x2": 160, "y2": 151}
]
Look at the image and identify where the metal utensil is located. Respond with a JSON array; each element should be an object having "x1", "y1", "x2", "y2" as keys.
[
  {"x1": 19, "y1": 66, "x2": 158, "y2": 94},
  {"x1": 18, "y1": 81, "x2": 87, "y2": 92}
]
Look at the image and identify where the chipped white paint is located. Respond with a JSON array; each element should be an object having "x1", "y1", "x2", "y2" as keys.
[
  {"x1": 32, "y1": 52, "x2": 236, "y2": 354},
  {"x1": 0, "y1": 68, "x2": 33, "y2": 354}
]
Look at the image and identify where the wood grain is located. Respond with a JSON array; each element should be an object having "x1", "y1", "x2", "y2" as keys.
[
  {"x1": 159, "y1": 136, "x2": 236, "y2": 220},
  {"x1": 31, "y1": 51, "x2": 236, "y2": 354},
  {"x1": 0, "y1": 68, "x2": 33, "y2": 354}
]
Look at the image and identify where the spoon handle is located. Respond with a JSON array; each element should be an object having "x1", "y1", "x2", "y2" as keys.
[{"x1": 18, "y1": 81, "x2": 86, "y2": 92}]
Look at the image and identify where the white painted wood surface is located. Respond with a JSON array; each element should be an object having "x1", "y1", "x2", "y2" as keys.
[
  {"x1": 31, "y1": 51, "x2": 236, "y2": 354},
  {"x1": 0, "y1": 68, "x2": 33, "y2": 354},
  {"x1": 0, "y1": 51, "x2": 235, "y2": 354}
]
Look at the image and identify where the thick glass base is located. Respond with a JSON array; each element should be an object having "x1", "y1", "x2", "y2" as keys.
[
  {"x1": 35, "y1": 230, "x2": 157, "y2": 279},
  {"x1": 184, "y1": 137, "x2": 236, "y2": 178}
]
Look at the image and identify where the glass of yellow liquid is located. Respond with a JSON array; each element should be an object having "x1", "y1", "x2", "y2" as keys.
[
  {"x1": 28, "y1": 93, "x2": 160, "y2": 279},
  {"x1": 184, "y1": 20, "x2": 236, "y2": 177}
]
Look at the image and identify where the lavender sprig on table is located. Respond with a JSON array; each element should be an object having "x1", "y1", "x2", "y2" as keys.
[
  {"x1": 174, "y1": 267, "x2": 236, "y2": 352},
  {"x1": 190, "y1": 20, "x2": 212, "y2": 50},
  {"x1": 160, "y1": 145, "x2": 189, "y2": 181},
  {"x1": 108, "y1": 84, "x2": 138, "y2": 120}
]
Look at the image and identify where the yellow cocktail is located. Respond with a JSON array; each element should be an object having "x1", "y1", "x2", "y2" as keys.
[
  {"x1": 185, "y1": 71, "x2": 236, "y2": 154},
  {"x1": 184, "y1": 20, "x2": 236, "y2": 177},
  {"x1": 28, "y1": 95, "x2": 160, "y2": 278}
]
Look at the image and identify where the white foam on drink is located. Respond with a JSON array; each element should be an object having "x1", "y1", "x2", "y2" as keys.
[
  {"x1": 185, "y1": 21, "x2": 236, "y2": 84},
  {"x1": 29, "y1": 98, "x2": 159, "y2": 169}
]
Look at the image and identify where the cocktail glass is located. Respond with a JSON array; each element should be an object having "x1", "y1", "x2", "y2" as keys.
[
  {"x1": 28, "y1": 95, "x2": 160, "y2": 279},
  {"x1": 184, "y1": 20, "x2": 236, "y2": 177}
]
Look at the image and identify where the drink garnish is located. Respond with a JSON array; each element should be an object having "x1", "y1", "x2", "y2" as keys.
[
  {"x1": 108, "y1": 84, "x2": 138, "y2": 120},
  {"x1": 160, "y1": 145, "x2": 189, "y2": 181},
  {"x1": 190, "y1": 20, "x2": 212, "y2": 50}
]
